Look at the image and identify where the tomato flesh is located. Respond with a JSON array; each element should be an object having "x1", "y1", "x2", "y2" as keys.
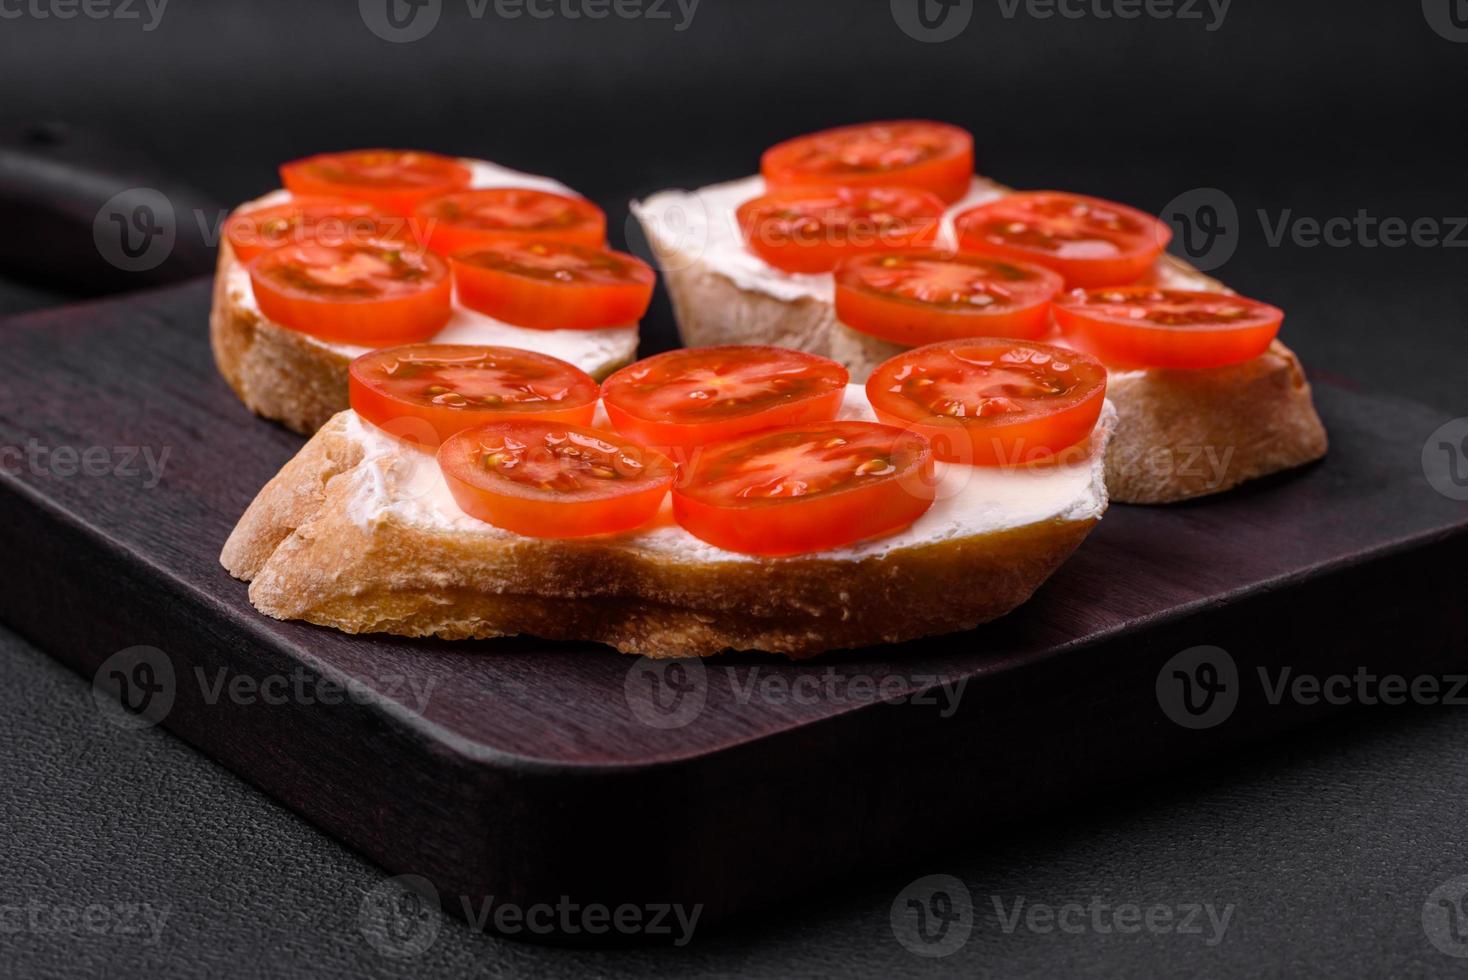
[
  {"x1": 672, "y1": 421, "x2": 935, "y2": 557},
  {"x1": 349, "y1": 344, "x2": 600, "y2": 449},
  {"x1": 451, "y1": 241, "x2": 654, "y2": 330},
  {"x1": 737, "y1": 185, "x2": 945, "y2": 274},
  {"x1": 601, "y1": 346, "x2": 849, "y2": 451},
  {"x1": 866, "y1": 339, "x2": 1108, "y2": 466},
  {"x1": 762, "y1": 120, "x2": 974, "y2": 204},
  {"x1": 1053, "y1": 287, "x2": 1283, "y2": 370},
  {"x1": 280, "y1": 150, "x2": 472, "y2": 215},
  {"x1": 438, "y1": 421, "x2": 674, "y2": 538},
  {"x1": 249, "y1": 240, "x2": 451, "y2": 346},
  {"x1": 414, "y1": 188, "x2": 606, "y2": 256},
  {"x1": 224, "y1": 197, "x2": 392, "y2": 263},
  {"x1": 953, "y1": 192, "x2": 1171, "y2": 288},
  {"x1": 835, "y1": 251, "x2": 1065, "y2": 345}
]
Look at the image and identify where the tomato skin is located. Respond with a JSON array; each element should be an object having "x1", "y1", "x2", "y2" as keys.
[
  {"x1": 762, "y1": 120, "x2": 974, "y2": 204},
  {"x1": 438, "y1": 421, "x2": 674, "y2": 538},
  {"x1": 834, "y1": 251, "x2": 1065, "y2": 345},
  {"x1": 600, "y1": 346, "x2": 849, "y2": 451},
  {"x1": 451, "y1": 241, "x2": 655, "y2": 330},
  {"x1": 737, "y1": 185, "x2": 946, "y2": 274},
  {"x1": 280, "y1": 150, "x2": 472, "y2": 215},
  {"x1": 349, "y1": 344, "x2": 600, "y2": 449},
  {"x1": 866, "y1": 339, "x2": 1108, "y2": 466},
  {"x1": 671, "y1": 421, "x2": 935, "y2": 557},
  {"x1": 953, "y1": 192, "x2": 1172, "y2": 288},
  {"x1": 249, "y1": 240, "x2": 452, "y2": 346},
  {"x1": 224, "y1": 197, "x2": 389, "y2": 263},
  {"x1": 1053, "y1": 287, "x2": 1283, "y2": 370},
  {"x1": 414, "y1": 189, "x2": 606, "y2": 256}
]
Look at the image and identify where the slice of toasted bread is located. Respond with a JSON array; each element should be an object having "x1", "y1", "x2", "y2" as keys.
[
  {"x1": 222, "y1": 391, "x2": 1114, "y2": 658},
  {"x1": 633, "y1": 179, "x2": 1328, "y2": 505},
  {"x1": 211, "y1": 162, "x2": 641, "y2": 435}
]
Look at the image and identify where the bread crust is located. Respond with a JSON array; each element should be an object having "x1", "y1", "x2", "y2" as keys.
[
  {"x1": 210, "y1": 241, "x2": 636, "y2": 435},
  {"x1": 644, "y1": 217, "x2": 1327, "y2": 505},
  {"x1": 210, "y1": 243, "x2": 357, "y2": 435},
  {"x1": 222, "y1": 413, "x2": 1101, "y2": 658}
]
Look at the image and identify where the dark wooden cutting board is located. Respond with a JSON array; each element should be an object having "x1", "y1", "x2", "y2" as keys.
[{"x1": 2, "y1": 280, "x2": 1465, "y2": 943}]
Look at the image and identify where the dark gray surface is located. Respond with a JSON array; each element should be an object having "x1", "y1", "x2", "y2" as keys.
[{"x1": 6, "y1": 621, "x2": 1468, "y2": 978}]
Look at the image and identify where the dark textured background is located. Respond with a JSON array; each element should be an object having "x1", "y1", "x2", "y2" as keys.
[{"x1": 2, "y1": 1, "x2": 1467, "y2": 976}]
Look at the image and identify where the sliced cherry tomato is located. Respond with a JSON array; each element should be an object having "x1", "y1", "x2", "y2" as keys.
[
  {"x1": 349, "y1": 344, "x2": 600, "y2": 449},
  {"x1": 761, "y1": 120, "x2": 974, "y2": 205},
  {"x1": 414, "y1": 188, "x2": 606, "y2": 256},
  {"x1": 438, "y1": 420, "x2": 674, "y2": 538},
  {"x1": 672, "y1": 421, "x2": 935, "y2": 557},
  {"x1": 223, "y1": 198, "x2": 394, "y2": 263},
  {"x1": 834, "y1": 251, "x2": 1065, "y2": 345},
  {"x1": 451, "y1": 241, "x2": 654, "y2": 330},
  {"x1": 601, "y1": 346, "x2": 849, "y2": 450},
  {"x1": 866, "y1": 339, "x2": 1108, "y2": 466},
  {"x1": 953, "y1": 191, "x2": 1172, "y2": 288},
  {"x1": 737, "y1": 185, "x2": 947, "y2": 274},
  {"x1": 1053, "y1": 287, "x2": 1283, "y2": 370},
  {"x1": 249, "y1": 240, "x2": 451, "y2": 346},
  {"x1": 280, "y1": 150, "x2": 472, "y2": 215}
]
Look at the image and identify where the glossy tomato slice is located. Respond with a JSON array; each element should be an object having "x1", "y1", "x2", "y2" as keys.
[
  {"x1": 866, "y1": 339, "x2": 1108, "y2": 466},
  {"x1": 451, "y1": 241, "x2": 654, "y2": 330},
  {"x1": 249, "y1": 240, "x2": 451, "y2": 346},
  {"x1": 953, "y1": 192, "x2": 1171, "y2": 288},
  {"x1": 761, "y1": 120, "x2": 974, "y2": 204},
  {"x1": 601, "y1": 346, "x2": 848, "y2": 451},
  {"x1": 737, "y1": 185, "x2": 946, "y2": 274},
  {"x1": 349, "y1": 344, "x2": 600, "y2": 448},
  {"x1": 672, "y1": 421, "x2": 935, "y2": 557},
  {"x1": 223, "y1": 197, "x2": 392, "y2": 263},
  {"x1": 414, "y1": 188, "x2": 606, "y2": 256},
  {"x1": 834, "y1": 251, "x2": 1065, "y2": 345},
  {"x1": 280, "y1": 150, "x2": 472, "y2": 215},
  {"x1": 1052, "y1": 287, "x2": 1283, "y2": 370},
  {"x1": 438, "y1": 420, "x2": 674, "y2": 538}
]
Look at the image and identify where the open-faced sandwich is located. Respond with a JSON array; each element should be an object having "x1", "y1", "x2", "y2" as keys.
[
  {"x1": 212, "y1": 149, "x2": 650, "y2": 434},
  {"x1": 222, "y1": 340, "x2": 1115, "y2": 658},
  {"x1": 632, "y1": 120, "x2": 1328, "y2": 504}
]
